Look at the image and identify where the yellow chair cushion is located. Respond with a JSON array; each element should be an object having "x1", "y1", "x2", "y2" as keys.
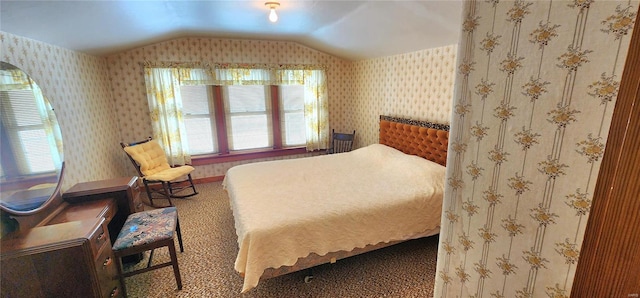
[
  {"x1": 145, "y1": 165, "x2": 195, "y2": 182},
  {"x1": 124, "y1": 140, "x2": 194, "y2": 181}
]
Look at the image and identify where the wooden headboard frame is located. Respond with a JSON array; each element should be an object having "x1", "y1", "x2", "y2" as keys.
[{"x1": 379, "y1": 115, "x2": 450, "y2": 166}]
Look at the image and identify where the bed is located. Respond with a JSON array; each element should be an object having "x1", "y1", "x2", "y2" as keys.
[{"x1": 222, "y1": 115, "x2": 449, "y2": 293}]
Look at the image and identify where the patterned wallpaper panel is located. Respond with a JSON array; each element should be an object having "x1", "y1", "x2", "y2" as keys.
[
  {"x1": 0, "y1": 32, "x2": 126, "y2": 191},
  {"x1": 435, "y1": 1, "x2": 637, "y2": 297},
  {"x1": 105, "y1": 38, "x2": 351, "y2": 179},
  {"x1": 352, "y1": 45, "x2": 457, "y2": 148}
]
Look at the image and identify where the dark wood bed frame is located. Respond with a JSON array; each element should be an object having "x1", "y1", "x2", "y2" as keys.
[{"x1": 256, "y1": 115, "x2": 450, "y2": 281}]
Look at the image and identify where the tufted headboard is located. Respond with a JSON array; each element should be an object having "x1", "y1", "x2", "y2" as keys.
[{"x1": 379, "y1": 115, "x2": 449, "y2": 166}]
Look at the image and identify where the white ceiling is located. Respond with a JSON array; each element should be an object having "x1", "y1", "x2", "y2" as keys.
[{"x1": 0, "y1": 0, "x2": 463, "y2": 61}]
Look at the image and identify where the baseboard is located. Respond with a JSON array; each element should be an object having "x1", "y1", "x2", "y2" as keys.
[{"x1": 193, "y1": 176, "x2": 224, "y2": 184}]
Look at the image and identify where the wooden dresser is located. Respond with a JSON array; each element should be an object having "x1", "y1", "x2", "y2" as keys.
[
  {"x1": 0, "y1": 177, "x2": 142, "y2": 298},
  {"x1": 63, "y1": 177, "x2": 144, "y2": 242}
]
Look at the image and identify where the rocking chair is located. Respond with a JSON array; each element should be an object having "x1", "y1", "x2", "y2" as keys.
[{"x1": 121, "y1": 138, "x2": 198, "y2": 207}]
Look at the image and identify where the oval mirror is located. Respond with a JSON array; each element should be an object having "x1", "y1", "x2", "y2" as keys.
[{"x1": 0, "y1": 61, "x2": 64, "y2": 215}]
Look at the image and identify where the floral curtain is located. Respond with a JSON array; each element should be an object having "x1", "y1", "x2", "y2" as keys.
[
  {"x1": 142, "y1": 67, "x2": 191, "y2": 165},
  {"x1": 300, "y1": 69, "x2": 329, "y2": 151},
  {"x1": 35, "y1": 88, "x2": 64, "y2": 170},
  {"x1": 0, "y1": 68, "x2": 31, "y2": 89},
  {"x1": 143, "y1": 62, "x2": 329, "y2": 152}
]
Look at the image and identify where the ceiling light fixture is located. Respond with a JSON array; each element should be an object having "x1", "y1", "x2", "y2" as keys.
[{"x1": 265, "y1": 2, "x2": 280, "y2": 23}]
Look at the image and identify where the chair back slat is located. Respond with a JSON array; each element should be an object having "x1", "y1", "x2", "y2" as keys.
[{"x1": 328, "y1": 130, "x2": 355, "y2": 154}]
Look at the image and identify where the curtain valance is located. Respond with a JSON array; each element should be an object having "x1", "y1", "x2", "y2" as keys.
[
  {"x1": 140, "y1": 61, "x2": 326, "y2": 71},
  {"x1": 140, "y1": 61, "x2": 326, "y2": 86},
  {"x1": 0, "y1": 68, "x2": 33, "y2": 91}
]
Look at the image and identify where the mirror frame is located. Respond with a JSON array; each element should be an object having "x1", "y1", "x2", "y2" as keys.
[{"x1": 0, "y1": 62, "x2": 65, "y2": 216}]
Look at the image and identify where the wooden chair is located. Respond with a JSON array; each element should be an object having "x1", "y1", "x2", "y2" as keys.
[
  {"x1": 326, "y1": 129, "x2": 356, "y2": 154},
  {"x1": 112, "y1": 207, "x2": 184, "y2": 297},
  {"x1": 121, "y1": 138, "x2": 198, "y2": 207}
]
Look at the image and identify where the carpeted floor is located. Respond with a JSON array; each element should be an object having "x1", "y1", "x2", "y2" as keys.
[{"x1": 123, "y1": 181, "x2": 439, "y2": 297}]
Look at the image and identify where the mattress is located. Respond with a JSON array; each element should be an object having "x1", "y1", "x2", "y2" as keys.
[{"x1": 223, "y1": 144, "x2": 446, "y2": 292}]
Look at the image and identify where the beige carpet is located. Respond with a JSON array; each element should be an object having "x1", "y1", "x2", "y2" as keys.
[{"x1": 123, "y1": 181, "x2": 439, "y2": 298}]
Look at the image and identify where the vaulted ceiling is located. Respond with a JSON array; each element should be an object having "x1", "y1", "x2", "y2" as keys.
[{"x1": 0, "y1": 1, "x2": 463, "y2": 60}]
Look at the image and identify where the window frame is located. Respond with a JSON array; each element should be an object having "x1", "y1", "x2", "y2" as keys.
[
  {"x1": 278, "y1": 84, "x2": 306, "y2": 147},
  {"x1": 189, "y1": 85, "x2": 308, "y2": 165},
  {"x1": 223, "y1": 85, "x2": 273, "y2": 151},
  {"x1": 181, "y1": 85, "x2": 218, "y2": 155}
]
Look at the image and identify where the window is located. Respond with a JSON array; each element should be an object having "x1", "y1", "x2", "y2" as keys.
[
  {"x1": 224, "y1": 85, "x2": 272, "y2": 150},
  {"x1": 180, "y1": 84, "x2": 306, "y2": 155},
  {"x1": 181, "y1": 85, "x2": 216, "y2": 155},
  {"x1": 0, "y1": 90, "x2": 56, "y2": 176},
  {"x1": 280, "y1": 85, "x2": 306, "y2": 146},
  {"x1": 143, "y1": 65, "x2": 328, "y2": 164}
]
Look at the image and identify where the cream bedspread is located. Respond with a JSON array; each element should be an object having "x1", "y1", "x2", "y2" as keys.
[{"x1": 222, "y1": 144, "x2": 446, "y2": 292}]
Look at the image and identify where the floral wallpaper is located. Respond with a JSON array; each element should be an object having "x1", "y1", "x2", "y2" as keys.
[
  {"x1": 435, "y1": 1, "x2": 638, "y2": 297},
  {"x1": 0, "y1": 31, "x2": 126, "y2": 191},
  {"x1": 352, "y1": 45, "x2": 458, "y2": 148}
]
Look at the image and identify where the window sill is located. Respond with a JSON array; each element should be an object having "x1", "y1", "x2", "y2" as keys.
[{"x1": 191, "y1": 147, "x2": 319, "y2": 166}]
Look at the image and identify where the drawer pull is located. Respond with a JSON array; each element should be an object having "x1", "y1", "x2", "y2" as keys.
[
  {"x1": 103, "y1": 256, "x2": 112, "y2": 268},
  {"x1": 110, "y1": 286, "x2": 120, "y2": 298},
  {"x1": 96, "y1": 231, "x2": 106, "y2": 243}
]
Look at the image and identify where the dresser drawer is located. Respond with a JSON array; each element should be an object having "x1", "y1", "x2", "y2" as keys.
[
  {"x1": 131, "y1": 180, "x2": 142, "y2": 195},
  {"x1": 94, "y1": 243, "x2": 117, "y2": 281},
  {"x1": 131, "y1": 185, "x2": 144, "y2": 213},
  {"x1": 104, "y1": 281, "x2": 123, "y2": 298},
  {"x1": 94, "y1": 243, "x2": 121, "y2": 297},
  {"x1": 131, "y1": 191, "x2": 144, "y2": 213},
  {"x1": 102, "y1": 199, "x2": 118, "y2": 223},
  {"x1": 90, "y1": 223, "x2": 110, "y2": 257}
]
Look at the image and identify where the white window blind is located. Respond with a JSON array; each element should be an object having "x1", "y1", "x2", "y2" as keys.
[
  {"x1": 279, "y1": 85, "x2": 306, "y2": 146},
  {"x1": 224, "y1": 85, "x2": 272, "y2": 151},
  {"x1": 180, "y1": 85, "x2": 217, "y2": 154},
  {"x1": 0, "y1": 90, "x2": 56, "y2": 175}
]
